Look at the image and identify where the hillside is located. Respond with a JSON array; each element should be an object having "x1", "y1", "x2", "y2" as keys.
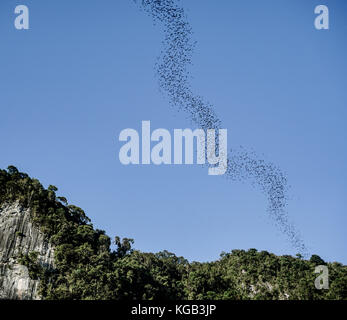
[{"x1": 0, "y1": 166, "x2": 346, "y2": 300}]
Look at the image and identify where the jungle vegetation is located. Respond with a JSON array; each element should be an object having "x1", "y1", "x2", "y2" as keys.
[{"x1": 0, "y1": 166, "x2": 346, "y2": 300}]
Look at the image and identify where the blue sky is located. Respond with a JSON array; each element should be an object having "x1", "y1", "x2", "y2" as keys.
[{"x1": 0, "y1": 0, "x2": 346, "y2": 263}]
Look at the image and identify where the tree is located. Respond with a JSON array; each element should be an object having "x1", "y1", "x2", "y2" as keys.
[
  {"x1": 310, "y1": 254, "x2": 325, "y2": 265},
  {"x1": 7, "y1": 165, "x2": 19, "y2": 175},
  {"x1": 48, "y1": 185, "x2": 58, "y2": 192},
  {"x1": 57, "y1": 196, "x2": 68, "y2": 205},
  {"x1": 114, "y1": 236, "x2": 134, "y2": 258}
]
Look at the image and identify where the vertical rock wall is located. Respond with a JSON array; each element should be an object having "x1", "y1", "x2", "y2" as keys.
[{"x1": 0, "y1": 202, "x2": 55, "y2": 300}]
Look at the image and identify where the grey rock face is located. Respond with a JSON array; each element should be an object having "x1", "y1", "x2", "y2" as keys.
[{"x1": 0, "y1": 202, "x2": 55, "y2": 300}]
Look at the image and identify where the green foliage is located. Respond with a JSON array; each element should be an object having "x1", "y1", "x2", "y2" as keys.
[
  {"x1": 48, "y1": 185, "x2": 58, "y2": 192},
  {"x1": 310, "y1": 254, "x2": 325, "y2": 265},
  {"x1": 1, "y1": 166, "x2": 346, "y2": 300},
  {"x1": 114, "y1": 236, "x2": 134, "y2": 258},
  {"x1": 18, "y1": 252, "x2": 45, "y2": 280}
]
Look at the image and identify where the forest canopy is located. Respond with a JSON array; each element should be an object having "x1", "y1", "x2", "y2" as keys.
[{"x1": 0, "y1": 166, "x2": 346, "y2": 300}]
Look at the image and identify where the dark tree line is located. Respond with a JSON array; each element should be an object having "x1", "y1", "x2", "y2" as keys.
[{"x1": 1, "y1": 166, "x2": 346, "y2": 300}]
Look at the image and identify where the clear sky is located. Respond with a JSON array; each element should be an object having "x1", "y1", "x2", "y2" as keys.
[{"x1": 0, "y1": 0, "x2": 346, "y2": 263}]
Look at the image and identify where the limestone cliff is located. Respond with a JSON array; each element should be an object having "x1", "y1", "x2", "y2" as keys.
[{"x1": 0, "y1": 202, "x2": 54, "y2": 300}]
